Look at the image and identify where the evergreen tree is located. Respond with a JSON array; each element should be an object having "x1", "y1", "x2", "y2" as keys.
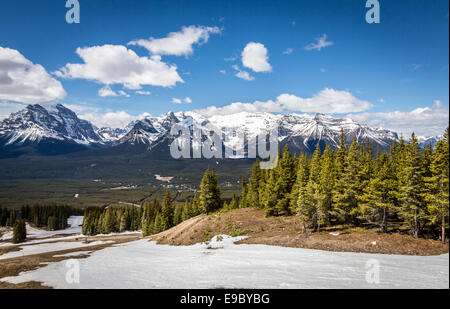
[
  {"x1": 332, "y1": 138, "x2": 360, "y2": 224},
  {"x1": 47, "y1": 216, "x2": 58, "y2": 231},
  {"x1": 359, "y1": 153, "x2": 398, "y2": 233},
  {"x1": 398, "y1": 133, "x2": 427, "y2": 237},
  {"x1": 239, "y1": 176, "x2": 249, "y2": 208},
  {"x1": 161, "y1": 190, "x2": 174, "y2": 230},
  {"x1": 246, "y1": 160, "x2": 262, "y2": 208},
  {"x1": 12, "y1": 219, "x2": 26, "y2": 244},
  {"x1": 199, "y1": 167, "x2": 222, "y2": 214},
  {"x1": 424, "y1": 127, "x2": 449, "y2": 243}
]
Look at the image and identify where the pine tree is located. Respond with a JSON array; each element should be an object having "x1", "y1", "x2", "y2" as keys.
[
  {"x1": 317, "y1": 145, "x2": 334, "y2": 229},
  {"x1": 359, "y1": 153, "x2": 398, "y2": 233},
  {"x1": 398, "y1": 133, "x2": 427, "y2": 237},
  {"x1": 199, "y1": 167, "x2": 222, "y2": 214},
  {"x1": 160, "y1": 190, "x2": 174, "y2": 230},
  {"x1": 47, "y1": 216, "x2": 58, "y2": 231},
  {"x1": 246, "y1": 160, "x2": 262, "y2": 208},
  {"x1": 12, "y1": 219, "x2": 26, "y2": 244},
  {"x1": 332, "y1": 138, "x2": 360, "y2": 224},
  {"x1": 424, "y1": 127, "x2": 449, "y2": 243},
  {"x1": 239, "y1": 176, "x2": 249, "y2": 208},
  {"x1": 181, "y1": 200, "x2": 192, "y2": 221},
  {"x1": 173, "y1": 204, "x2": 183, "y2": 226}
]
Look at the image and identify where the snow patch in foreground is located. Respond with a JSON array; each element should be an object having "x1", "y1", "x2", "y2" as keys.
[
  {"x1": 0, "y1": 216, "x2": 84, "y2": 241},
  {"x1": 0, "y1": 241, "x2": 112, "y2": 260},
  {"x1": 1, "y1": 235, "x2": 448, "y2": 289}
]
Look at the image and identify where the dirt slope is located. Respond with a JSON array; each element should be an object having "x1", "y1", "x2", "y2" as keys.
[{"x1": 151, "y1": 208, "x2": 449, "y2": 256}]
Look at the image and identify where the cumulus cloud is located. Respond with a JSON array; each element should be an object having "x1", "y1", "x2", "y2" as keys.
[
  {"x1": 172, "y1": 98, "x2": 182, "y2": 104},
  {"x1": 196, "y1": 100, "x2": 283, "y2": 117},
  {"x1": 128, "y1": 25, "x2": 221, "y2": 57},
  {"x1": 232, "y1": 65, "x2": 254, "y2": 81},
  {"x1": 0, "y1": 47, "x2": 66, "y2": 104},
  {"x1": 79, "y1": 110, "x2": 151, "y2": 129},
  {"x1": 219, "y1": 69, "x2": 227, "y2": 75},
  {"x1": 242, "y1": 42, "x2": 272, "y2": 72},
  {"x1": 196, "y1": 88, "x2": 371, "y2": 116},
  {"x1": 305, "y1": 34, "x2": 333, "y2": 51},
  {"x1": 184, "y1": 97, "x2": 192, "y2": 103},
  {"x1": 55, "y1": 45, "x2": 183, "y2": 89},
  {"x1": 277, "y1": 88, "x2": 373, "y2": 113},
  {"x1": 98, "y1": 85, "x2": 130, "y2": 98},
  {"x1": 348, "y1": 100, "x2": 449, "y2": 136}
]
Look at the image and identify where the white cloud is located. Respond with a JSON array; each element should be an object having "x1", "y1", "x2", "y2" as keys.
[
  {"x1": 0, "y1": 101, "x2": 27, "y2": 120},
  {"x1": 219, "y1": 70, "x2": 227, "y2": 75},
  {"x1": 55, "y1": 45, "x2": 183, "y2": 89},
  {"x1": 171, "y1": 97, "x2": 192, "y2": 104},
  {"x1": 305, "y1": 34, "x2": 333, "y2": 51},
  {"x1": 378, "y1": 98, "x2": 385, "y2": 103},
  {"x1": 232, "y1": 65, "x2": 254, "y2": 81},
  {"x1": 277, "y1": 88, "x2": 373, "y2": 113},
  {"x1": 196, "y1": 88, "x2": 372, "y2": 116},
  {"x1": 348, "y1": 101, "x2": 449, "y2": 136},
  {"x1": 283, "y1": 48, "x2": 294, "y2": 55},
  {"x1": 196, "y1": 100, "x2": 283, "y2": 117},
  {"x1": 79, "y1": 110, "x2": 150, "y2": 129},
  {"x1": 242, "y1": 42, "x2": 272, "y2": 73},
  {"x1": 135, "y1": 90, "x2": 151, "y2": 95},
  {"x1": 98, "y1": 86, "x2": 130, "y2": 98},
  {"x1": 0, "y1": 47, "x2": 66, "y2": 104},
  {"x1": 128, "y1": 25, "x2": 221, "y2": 57}
]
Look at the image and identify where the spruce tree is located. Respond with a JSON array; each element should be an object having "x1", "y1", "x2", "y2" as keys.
[
  {"x1": 398, "y1": 133, "x2": 426, "y2": 237},
  {"x1": 246, "y1": 160, "x2": 262, "y2": 208},
  {"x1": 239, "y1": 176, "x2": 249, "y2": 208},
  {"x1": 359, "y1": 153, "x2": 398, "y2": 233},
  {"x1": 12, "y1": 219, "x2": 26, "y2": 244},
  {"x1": 424, "y1": 127, "x2": 449, "y2": 243},
  {"x1": 199, "y1": 167, "x2": 222, "y2": 214}
]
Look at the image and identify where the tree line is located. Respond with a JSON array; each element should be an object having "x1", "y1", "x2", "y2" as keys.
[{"x1": 231, "y1": 128, "x2": 449, "y2": 243}]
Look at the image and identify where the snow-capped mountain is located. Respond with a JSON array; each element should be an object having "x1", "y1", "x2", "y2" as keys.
[
  {"x1": 417, "y1": 135, "x2": 443, "y2": 148},
  {"x1": 0, "y1": 103, "x2": 102, "y2": 147},
  {"x1": 96, "y1": 127, "x2": 129, "y2": 143},
  {"x1": 1, "y1": 104, "x2": 400, "y2": 156},
  {"x1": 116, "y1": 111, "x2": 399, "y2": 154}
]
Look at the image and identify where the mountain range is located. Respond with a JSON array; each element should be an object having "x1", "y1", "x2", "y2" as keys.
[{"x1": 0, "y1": 103, "x2": 425, "y2": 158}]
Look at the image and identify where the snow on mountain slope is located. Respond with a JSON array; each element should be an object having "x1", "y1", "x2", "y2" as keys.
[
  {"x1": 0, "y1": 103, "x2": 103, "y2": 146},
  {"x1": 0, "y1": 104, "x2": 400, "y2": 155},
  {"x1": 417, "y1": 135, "x2": 443, "y2": 148}
]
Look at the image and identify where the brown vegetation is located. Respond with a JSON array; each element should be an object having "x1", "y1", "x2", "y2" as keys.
[{"x1": 151, "y1": 208, "x2": 449, "y2": 256}]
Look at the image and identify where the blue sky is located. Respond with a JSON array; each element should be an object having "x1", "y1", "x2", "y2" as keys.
[{"x1": 0, "y1": 0, "x2": 448, "y2": 135}]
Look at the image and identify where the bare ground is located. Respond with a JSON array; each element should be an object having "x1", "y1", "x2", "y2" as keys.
[{"x1": 151, "y1": 208, "x2": 449, "y2": 256}]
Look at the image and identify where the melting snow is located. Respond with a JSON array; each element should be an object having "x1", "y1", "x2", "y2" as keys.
[{"x1": 1, "y1": 235, "x2": 447, "y2": 289}]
